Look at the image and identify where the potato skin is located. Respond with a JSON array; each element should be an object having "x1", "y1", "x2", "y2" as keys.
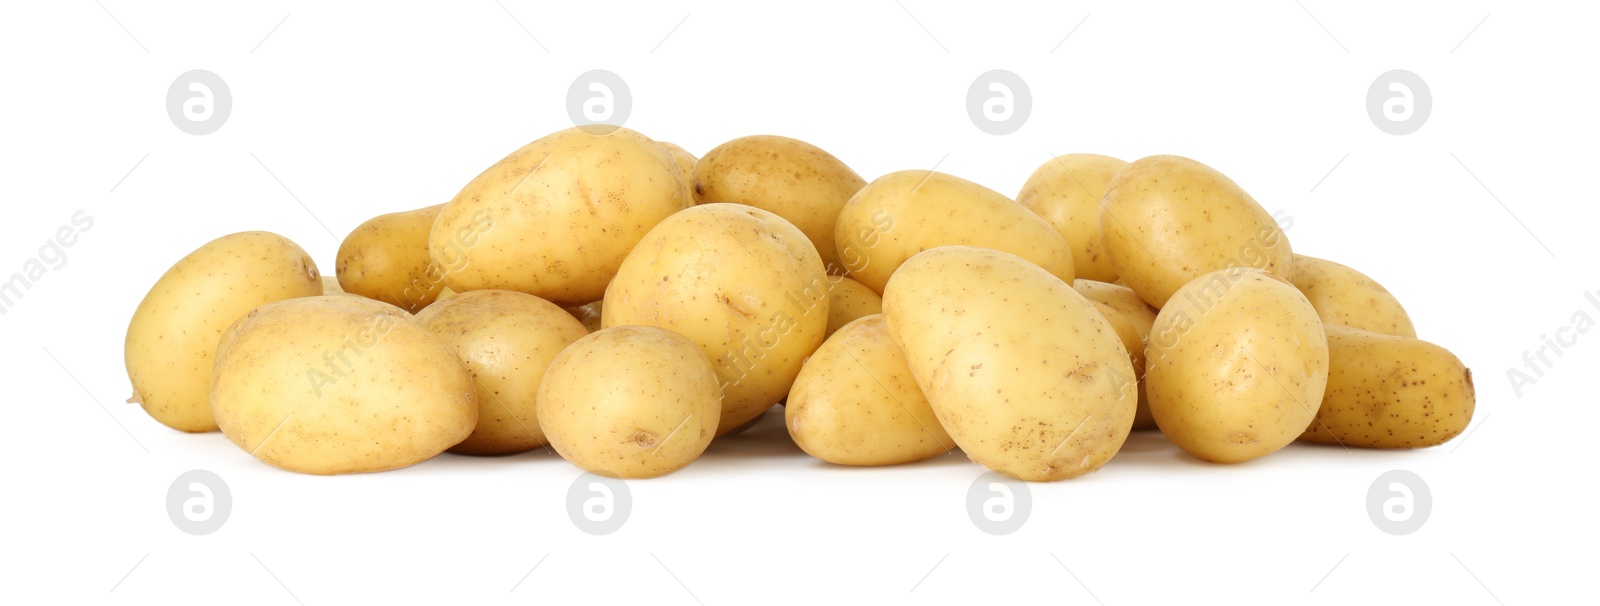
[
  {"x1": 1146, "y1": 268, "x2": 1328, "y2": 463},
  {"x1": 1101, "y1": 155, "x2": 1292, "y2": 308},
  {"x1": 1289, "y1": 254, "x2": 1416, "y2": 338},
  {"x1": 692, "y1": 135, "x2": 866, "y2": 273},
  {"x1": 658, "y1": 141, "x2": 697, "y2": 181},
  {"x1": 537, "y1": 326, "x2": 721, "y2": 478},
  {"x1": 414, "y1": 290, "x2": 589, "y2": 455},
  {"x1": 787, "y1": 315, "x2": 952, "y2": 466},
  {"x1": 1300, "y1": 325, "x2": 1474, "y2": 448},
  {"x1": 1018, "y1": 154, "x2": 1130, "y2": 283},
  {"x1": 1074, "y1": 280, "x2": 1159, "y2": 429},
  {"x1": 336, "y1": 204, "x2": 446, "y2": 313},
  {"x1": 883, "y1": 246, "x2": 1134, "y2": 481},
  {"x1": 604, "y1": 203, "x2": 829, "y2": 434},
  {"x1": 564, "y1": 300, "x2": 604, "y2": 332},
  {"x1": 125, "y1": 232, "x2": 322, "y2": 432},
  {"x1": 430, "y1": 126, "x2": 692, "y2": 305},
  {"x1": 825, "y1": 276, "x2": 883, "y2": 337},
  {"x1": 211, "y1": 296, "x2": 477, "y2": 474},
  {"x1": 835, "y1": 170, "x2": 1075, "y2": 294}
]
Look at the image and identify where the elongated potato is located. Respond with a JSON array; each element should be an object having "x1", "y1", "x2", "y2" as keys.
[
  {"x1": 336, "y1": 204, "x2": 446, "y2": 313},
  {"x1": 604, "y1": 203, "x2": 829, "y2": 433},
  {"x1": 1300, "y1": 325, "x2": 1473, "y2": 448},
  {"x1": 1146, "y1": 268, "x2": 1328, "y2": 463},
  {"x1": 125, "y1": 232, "x2": 322, "y2": 432},
  {"x1": 211, "y1": 296, "x2": 477, "y2": 474},
  {"x1": 414, "y1": 290, "x2": 589, "y2": 455},
  {"x1": 883, "y1": 246, "x2": 1134, "y2": 481},
  {"x1": 825, "y1": 276, "x2": 883, "y2": 337},
  {"x1": 1018, "y1": 154, "x2": 1130, "y2": 283},
  {"x1": 1101, "y1": 155, "x2": 1293, "y2": 308},
  {"x1": 1074, "y1": 280, "x2": 1158, "y2": 430},
  {"x1": 835, "y1": 170, "x2": 1075, "y2": 294},
  {"x1": 1289, "y1": 254, "x2": 1416, "y2": 338},
  {"x1": 692, "y1": 135, "x2": 866, "y2": 272},
  {"x1": 787, "y1": 315, "x2": 952, "y2": 466}
]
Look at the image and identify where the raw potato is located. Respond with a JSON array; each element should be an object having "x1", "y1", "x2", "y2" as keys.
[
  {"x1": 436, "y1": 285, "x2": 458, "y2": 302},
  {"x1": 565, "y1": 300, "x2": 604, "y2": 332},
  {"x1": 1101, "y1": 155, "x2": 1293, "y2": 308},
  {"x1": 692, "y1": 135, "x2": 866, "y2": 272},
  {"x1": 1086, "y1": 300, "x2": 1151, "y2": 429},
  {"x1": 1018, "y1": 154, "x2": 1130, "y2": 283},
  {"x1": 787, "y1": 315, "x2": 952, "y2": 466},
  {"x1": 321, "y1": 275, "x2": 355, "y2": 296},
  {"x1": 825, "y1": 276, "x2": 883, "y2": 337},
  {"x1": 211, "y1": 296, "x2": 477, "y2": 474},
  {"x1": 604, "y1": 203, "x2": 829, "y2": 433},
  {"x1": 1289, "y1": 254, "x2": 1416, "y2": 338},
  {"x1": 337, "y1": 204, "x2": 447, "y2": 313},
  {"x1": 125, "y1": 232, "x2": 322, "y2": 432},
  {"x1": 1074, "y1": 280, "x2": 1159, "y2": 429},
  {"x1": 658, "y1": 141, "x2": 697, "y2": 182},
  {"x1": 1146, "y1": 268, "x2": 1328, "y2": 463},
  {"x1": 430, "y1": 126, "x2": 693, "y2": 305},
  {"x1": 837, "y1": 170, "x2": 1074, "y2": 294},
  {"x1": 414, "y1": 290, "x2": 588, "y2": 455},
  {"x1": 537, "y1": 326, "x2": 721, "y2": 478},
  {"x1": 883, "y1": 246, "x2": 1135, "y2": 481},
  {"x1": 1300, "y1": 325, "x2": 1474, "y2": 448}
]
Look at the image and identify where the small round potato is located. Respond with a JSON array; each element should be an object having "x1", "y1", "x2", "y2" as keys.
[
  {"x1": 825, "y1": 275, "x2": 883, "y2": 337},
  {"x1": 414, "y1": 290, "x2": 589, "y2": 455},
  {"x1": 1074, "y1": 280, "x2": 1159, "y2": 429},
  {"x1": 787, "y1": 315, "x2": 952, "y2": 466},
  {"x1": 1289, "y1": 254, "x2": 1416, "y2": 338},
  {"x1": 1018, "y1": 153, "x2": 1130, "y2": 283},
  {"x1": 537, "y1": 326, "x2": 722, "y2": 478},
  {"x1": 125, "y1": 231, "x2": 322, "y2": 432},
  {"x1": 336, "y1": 204, "x2": 446, "y2": 313},
  {"x1": 1300, "y1": 325, "x2": 1473, "y2": 448},
  {"x1": 1146, "y1": 268, "x2": 1328, "y2": 463},
  {"x1": 211, "y1": 296, "x2": 477, "y2": 474}
]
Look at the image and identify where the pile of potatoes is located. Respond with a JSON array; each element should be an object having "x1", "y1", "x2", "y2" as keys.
[{"x1": 123, "y1": 128, "x2": 1475, "y2": 480}]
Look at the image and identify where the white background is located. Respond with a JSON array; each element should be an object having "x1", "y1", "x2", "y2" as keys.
[{"x1": 2, "y1": 1, "x2": 1595, "y2": 604}]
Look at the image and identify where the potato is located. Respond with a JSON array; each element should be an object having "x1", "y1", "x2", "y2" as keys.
[
  {"x1": 564, "y1": 300, "x2": 604, "y2": 332},
  {"x1": 1074, "y1": 280, "x2": 1158, "y2": 429},
  {"x1": 825, "y1": 276, "x2": 883, "y2": 337},
  {"x1": 604, "y1": 203, "x2": 829, "y2": 433},
  {"x1": 1018, "y1": 154, "x2": 1130, "y2": 283},
  {"x1": 1300, "y1": 325, "x2": 1474, "y2": 448},
  {"x1": 320, "y1": 275, "x2": 353, "y2": 296},
  {"x1": 1289, "y1": 254, "x2": 1416, "y2": 338},
  {"x1": 124, "y1": 232, "x2": 321, "y2": 432},
  {"x1": 836, "y1": 170, "x2": 1074, "y2": 294},
  {"x1": 658, "y1": 141, "x2": 697, "y2": 181},
  {"x1": 211, "y1": 296, "x2": 476, "y2": 474},
  {"x1": 787, "y1": 315, "x2": 952, "y2": 465},
  {"x1": 336, "y1": 204, "x2": 446, "y2": 313},
  {"x1": 692, "y1": 135, "x2": 866, "y2": 273},
  {"x1": 1085, "y1": 299, "x2": 1151, "y2": 429},
  {"x1": 1101, "y1": 155, "x2": 1293, "y2": 308},
  {"x1": 537, "y1": 326, "x2": 721, "y2": 478},
  {"x1": 1145, "y1": 268, "x2": 1328, "y2": 463},
  {"x1": 414, "y1": 290, "x2": 588, "y2": 455},
  {"x1": 430, "y1": 126, "x2": 693, "y2": 305},
  {"x1": 436, "y1": 285, "x2": 458, "y2": 302},
  {"x1": 883, "y1": 246, "x2": 1134, "y2": 481}
]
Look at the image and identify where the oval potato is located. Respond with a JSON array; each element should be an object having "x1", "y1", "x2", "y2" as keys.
[
  {"x1": 1300, "y1": 325, "x2": 1473, "y2": 448},
  {"x1": 825, "y1": 276, "x2": 883, "y2": 337},
  {"x1": 1018, "y1": 153, "x2": 1130, "y2": 283},
  {"x1": 1074, "y1": 280, "x2": 1159, "y2": 429},
  {"x1": 336, "y1": 204, "x2": 446, "y2": 313},
  {"x1": 1289, "y1": 254, "x2": 1416, "y2": 338},
  {"x1": 658, "y1": 141, "x2": 697, "y2": 182}
]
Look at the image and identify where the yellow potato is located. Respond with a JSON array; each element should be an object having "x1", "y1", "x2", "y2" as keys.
[
  {"x1": 658, "y1": 141, "x2": 697, "y2": 182},
  {"x1": 336, "y1": 204, "x2": 446, "y2": 313},
  {"x1": 692, "y1": 135, "x2": 866, "y2": 273},
  {"x1": 414, "y1": 290, "x2": 588, "y2": 455},
  {"x1": 1086, "y1": 300, "x2": 1150, "y2": 429},
  {"x1": 1074, "y1": 280, "x2": 1158, "y2": 429},
  {"x1": 125, "y1": 232, "x2": 322, "y2": 432},
  {"x1": 1300, "y1": 325, "x2": 1474, "y2": 448},
  {"x1": 825, "y1": 276, "x2": 883, "y2": 337},
  {"x1": 1101, "y1": 155, "x2": 1293, "y2": 308},
  {"x1": 1145, "y1": 268, "x2": 1328, "y2": 463},
  {"x1": 883, "y1": 246, "x2": 1134, "y2": 481},
  {"x1": 1289, "y1": 254, "x2": 1416, "y2": 338},
  {"x1": 211, "y1": 296, "x2": 476, "y2": 474},
  {"x1": 537, "y1": 326, "x2": 721, "y2": 478},
  {"x1": 320, "y1": 275, "x2": 351, "y2": 296},
  {"x1": 837, "y1": 170, "x2": 1074, "y2": 294},
  {"x1": 787, "y1": 315, "x2": 952, "y2": 466},
  {"x1": 430, "y1": 126, "x2": 692, "y2": 305},
  {"x1": 1018, "y1": 154, "x2": 1130, "y2": 283},
  {"x1": 605, "y1": 203, "x2": 829, "y2": 433},
  {"x1": 436, "y1": 285, "x2": 458, "y2": 302},
  {"x1": 564, "y1": 300, "x2": 604, "y2": 332}
]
